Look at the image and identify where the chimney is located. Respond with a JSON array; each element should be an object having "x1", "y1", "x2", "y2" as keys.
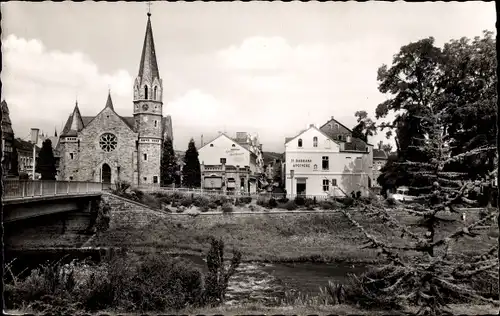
[
  {"x1": 309, "y1": 124, "x2": 315, "y2": 128},
  {"x1": 346, "y1": 135, "x2": 352, "y2": 143},
  {"x1": 378, "y1": 140, "x2": 383, "y2": 150},
  {"x1": 201, "y1": 134, "x2": 204, "y2": 147},
  {"x1": 331, "y1": 116, "x2": 334, "y2": 120}
]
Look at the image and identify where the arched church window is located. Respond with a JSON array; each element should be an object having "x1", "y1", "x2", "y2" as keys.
[
  {"x1": 99, "y1": 133, "x2": 117, "y2": 152},
  {"x1": 144, "y1": 85, "x2": 148, "y2": 99},
  {"x1": 313, "y1": 136, "x2": 318, "y2": 147},
  {"x1": 154, "y1": 86, "x2": 158, "y2": 100},
  {"x1": 298, "y1": 138, "x2": 303, "y2": 148}
]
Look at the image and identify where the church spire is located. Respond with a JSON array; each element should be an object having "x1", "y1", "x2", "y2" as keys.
[
  {"x1": 105, "y1": 90, "x2": 114, "y2": 110},
  {"x1": 69, "y1": 101, "x2": 83, "y2": 133},
  {"x1": 138, "y1": 11, "x2": 160, "y2": 84}
]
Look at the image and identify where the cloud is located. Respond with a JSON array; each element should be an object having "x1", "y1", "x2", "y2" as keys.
[{"x1": 2, "y1": 34, "x2": 133, "y2": 135}]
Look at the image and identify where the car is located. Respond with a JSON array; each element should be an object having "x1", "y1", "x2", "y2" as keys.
[{"x1": 391, "y1": 186, "x2": 416, "y2": 202}]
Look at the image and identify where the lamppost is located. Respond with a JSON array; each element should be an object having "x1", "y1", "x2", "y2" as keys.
[
  {"x1": 290, "y1": 169, "x2": 294, "y2": 197},
  {"x1": 30, "y1": 128, "x2": 39, "y2": 180}
]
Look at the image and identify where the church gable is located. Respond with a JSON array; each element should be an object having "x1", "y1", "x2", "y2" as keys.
[{"x1": 81, "y1": 107, "x2": 136, "y2": 136}]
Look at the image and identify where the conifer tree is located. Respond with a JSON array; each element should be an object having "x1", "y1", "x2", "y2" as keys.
[
  {"x1": 342, "y1": 106, "x2": 497, "y2": 315},
  {"x1": 182, "y1": 138, "x2": 201, "y2": 188},
  {"x1": 160, "y1": 137, "x2": 177, "y2": 186},
  {"x1": 36, "y1": 139, "x2": 57, "y2": 180}
]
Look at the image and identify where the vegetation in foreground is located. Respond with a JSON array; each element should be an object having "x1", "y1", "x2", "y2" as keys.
[{"x1": 4, "y1": 238, "x2": 241, "y2": 314}]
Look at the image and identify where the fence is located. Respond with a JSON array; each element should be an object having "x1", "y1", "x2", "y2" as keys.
[
  {"x1": 136, "y1": 185, "x2": 335, "y2": 201},
  {"x1": 3, "y1": 180, "x2": 104, "y2": 200}
]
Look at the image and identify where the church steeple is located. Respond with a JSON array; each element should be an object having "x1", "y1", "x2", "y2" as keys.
[
  {"x1": 137, "y1": 13, "x2": 160, "y2": 86},
  {"x1": 134, "y1": 11, "x2": 163, "y2": 105},
  {"x1": 105, "y1": 90, "x2": 114, "y2": 110}
]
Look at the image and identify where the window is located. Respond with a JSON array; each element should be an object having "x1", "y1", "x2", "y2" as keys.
[
  {"x1": 331, "y1": 179, "x2": 337, "y2": 186},
  {"x1": 143, "y1": 153, "x2": 148, "y2": 161},
  {"x1": 144, "y1": 85, "x2": 148, "y2": 99},
  {"x1": 210, "y1": 144, "x2": 214, "y2": 147},
  {"x1": 69, "y1": 176, "x2": 73, "y2": 181},
  {"x1": 154, "y1": 120, "x2": 157, "y2": 127},
  {"x1": 313, "y1": 137, "x2": 318, "y2": 147},
  {"x1": 338, "y1": 135, "x2": 342, "y2": 141},
  {"x1": 232, "y1": 144, "x2": 236, "y2": 147},
  {"x1": 322, "y1": 156, "x2": 329, "y2": 170},
  {"x1": 220, "y1": 158, "x2": 226, "y2": 164},
  {"x1": 314, "y1": 164, "x2": 317, "y2": 170},
  {"x1": 298, "y1": 138, "x2": 303, "y2": 147},
  {"x1": 153, "y1": 86, "x2": 157, "y2": 100},
  {"x1": 153, "y1": 176, "x2": 158, "y2": 184},
  {"x1": 70, "y1": 153, "x2": 74, "y2": 160},
  {"x1": 323, "y1": 179, "x2": 329, "y2": 191},
  {"x1": 99, "y1": 133, "x2": 117, "y2": 152},
  {"x1": 143, "y1": 177, "x2": 147, "y2": 182}
]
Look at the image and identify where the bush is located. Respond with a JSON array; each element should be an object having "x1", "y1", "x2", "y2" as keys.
[
  {"x1": 131, "y1": 188, "x2": 145, "y2": 201},
  {"x1": 159, "y1": 196, "x2": 172, "y2": 205},
  {"x1": 319, "y1": 200, "x2": 336, "y2": 210},
  {"x1": 192, "y1": 195, "x2": 210, "y2": 207},
  {"x1": 207, "y1": 202, "x2": 218, "y2": 210},
  {"x1": 277, "y1": 197, "x2": 289, "y2": 204},
  {"x1": 180, "y1": 197, "x2": 193, "y2": 207},
  {"x1": 256, "y1": 196, "x2": 268, "y2": 207},
  {"x1": 268, "y1": 198, "x2": 277, "y2": 208},
  {"x1": 211, "y1": 196, "x2": 229, "y2": 206},
  {"x1": 176, "y1": 206, "x2": 185, "y2": 213},
  {"x1": 283, "y1": 201, "x2": 297, "y2": 211},
  {"x1": 294, "y1": 195, "x2": 306, "y2": 206},
  {"x1": 304, "y1": 198, "x2": 314, "y2": 208},
  {"x1": 171, "y1": 201, "x2": 179, "y2": 208},
  {"x1": 386, "y1": 197, "x2": 396, "y2": 207},
  {"x1": 238, "y1": 196, "x2": 252, "y2": 204},
  {"x1": 200, "y1": 206, "x2": 210, "y2": 213},
  {"x1": 221, "y1": 203, "x2": 233, "y2": 213}
]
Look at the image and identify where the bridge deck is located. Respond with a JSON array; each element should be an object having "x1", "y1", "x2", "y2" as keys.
[{"x1": 3, "y1": 180, "x2": 106, "y2": 203}]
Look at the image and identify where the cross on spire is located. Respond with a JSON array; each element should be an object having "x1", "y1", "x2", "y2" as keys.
[{"x1": 147, "y1": 1, "x2": 152, "y2": 16}]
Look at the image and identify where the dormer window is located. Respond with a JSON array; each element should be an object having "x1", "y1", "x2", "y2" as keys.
[
  {"x1": 153, "y1": 86, "x2": 157, "y2": 100},
  {"x1": 144, "y1": 85, "x2": 148, "y2": 99},
  {"x1": 298, "y1": 138, "x2": 303, "y2": 148},
  {"x1": 313, "y1": 137, "x2": 318, "y2": 147},
  {"x1": 232, "y1": 144, "x2": 236, "y2": 147},
  {"x1": 210, "y1": 144, "x2": 214, "y2": 147}
]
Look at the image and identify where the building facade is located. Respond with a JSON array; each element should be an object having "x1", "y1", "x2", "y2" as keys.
[
  {"x1": 14, "y1": 138, "x2": 41, "y2": 177},
  {"x1": 372, "y1": 148, "x2": 389, "y2": 187},
  {"x1": 284, "y1": 119, "x2": 373, "y2": 197},
  {"x1": 57, "y1": 13, "x2": 173, "y2": 186},
  {"x1": 198, "y1": 133, "x2": 264, "y2": 193},
  {"x1": 1, "y1": 100, "x2": 15, "y2": 178}
]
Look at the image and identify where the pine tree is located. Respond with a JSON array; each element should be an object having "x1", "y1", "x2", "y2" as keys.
[
  {"x1": 160, "y1": 136, "x2": 177, "y2": 186},
  {"x1": 182, "y1": 138, "x2": 201, "y2": 188},
  {"x1": 36, "y1": 139, "x2": 57, "y2": 180},
  {"x1": 342, "y1": 106, "x2": 497, "y2": 315}
]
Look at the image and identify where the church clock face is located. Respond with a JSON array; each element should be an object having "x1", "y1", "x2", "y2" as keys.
[{"x1": 142, "y1": 104, "x2": 149, "y2": 111}]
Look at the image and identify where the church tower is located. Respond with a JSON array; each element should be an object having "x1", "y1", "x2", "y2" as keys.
[{"x1": 133, "y1": 12, "x2": 163, "y2": 186}]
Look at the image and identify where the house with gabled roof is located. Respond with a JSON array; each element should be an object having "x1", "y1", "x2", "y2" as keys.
[
  {"x1": 283, "y1": 118, "x2": 374, "y2": 197},
  {"x1": 56, "y1": 12, "x2": 173, "y2": 186},
  {"x1": 198, "y1": 132, "x2": 264, "y2": 193}
]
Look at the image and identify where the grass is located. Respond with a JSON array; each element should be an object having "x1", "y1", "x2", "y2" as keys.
[{"x1": 89, "y1": 205, "x2": 497, "y2": 264}]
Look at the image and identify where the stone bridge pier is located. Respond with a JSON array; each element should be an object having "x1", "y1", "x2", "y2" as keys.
[{"x1": 3, "y1": 195, "x2": 103, "y2": 250}]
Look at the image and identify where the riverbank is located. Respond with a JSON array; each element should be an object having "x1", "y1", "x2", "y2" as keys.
[
  {"x1": 87, "y1": 205, "x2": 497, "y2": 264},
  {"x1": 5, "y1": 303, "x2": 498, "y2": 316}
]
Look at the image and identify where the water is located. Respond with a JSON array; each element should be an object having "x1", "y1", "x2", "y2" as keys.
[
  {"x1": 5, "y1": 249, "x2": 369, "y2": 306},
  {"x1": 178, "y1": 254, "x2": 369, "y2": 305}
]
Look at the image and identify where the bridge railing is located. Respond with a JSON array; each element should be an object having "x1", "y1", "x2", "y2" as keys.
[{"x1": 3, "y1": 180, "x2": 104, "y2": 200}]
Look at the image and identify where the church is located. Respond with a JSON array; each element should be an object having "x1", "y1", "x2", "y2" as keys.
[{"x1": 57, "y1": 12, "x2": 173, "y2": 186}]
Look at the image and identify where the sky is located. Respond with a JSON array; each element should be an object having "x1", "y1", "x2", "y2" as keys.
[{"x1": 1, "y1": 1, "x2": 496, "y2": 152}]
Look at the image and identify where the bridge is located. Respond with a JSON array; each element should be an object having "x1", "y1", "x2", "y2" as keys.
[{"x1": 3, "y1": 180, "x2": 106, "y2": 249}]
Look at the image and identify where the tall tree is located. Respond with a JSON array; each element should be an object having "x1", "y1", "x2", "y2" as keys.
[
  {"x1": 160, "y1": 137, "x2": 178, "y2": 186},
  {"x1": 182, "y1": 138, "x2": 201, "y2": 188},
  {"x1": 36, "y1": 139, "x2": 57, "y2": 180},
  {"x1": 438, "y1": 31, "x2": 497, "y2": 179},
  {"x1": 352, "y1": 110, "x2": 377, "y2": 142}
]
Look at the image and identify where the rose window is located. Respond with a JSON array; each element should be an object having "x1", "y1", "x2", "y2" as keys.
[{"x1": 99, "y1": 133, "x2": 117, "y2": 152}]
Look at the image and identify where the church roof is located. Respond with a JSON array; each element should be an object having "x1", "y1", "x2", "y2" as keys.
[
  {"x1": 61, "y1": 102, "x2": 84, "y2": 137},
  {"x1": 138, "y1": 14, "x2": 160, "y2": 83},
  {"x1": 105, "y1": 91, "x2": 114, "y2": 110}
]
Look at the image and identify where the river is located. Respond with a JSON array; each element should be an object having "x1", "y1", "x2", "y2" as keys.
[{"x1": 5, "y1": 249, "x2": 370, "y2": 306}]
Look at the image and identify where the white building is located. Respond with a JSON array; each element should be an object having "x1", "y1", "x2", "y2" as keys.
[
  {"x1": 284, "y1": 123, "x2": 373, "y2": 197},
  {"x1": 198, "y1": 133, "x2": 264, "y2": 193}
]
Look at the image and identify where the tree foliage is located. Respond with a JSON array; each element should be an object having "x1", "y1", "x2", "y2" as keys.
[
  {"x1": 160, "y1": 137, "x2": 178, "y2": 186},
  {"x1": 182, "y1": 138, "x2": 201, "y2": 188},
  {"x1": 352, "y1": 110, "x2": 377, "y2": 143},
  {"x1": 344, "y1": 106, "x2": 497, "y2": 315},
  {"x1": 36, "y1": 139, "x2": 57, "y2": 180},
  {"x1": 376, "y1": 31, "x2": 496, "y2": 191}
]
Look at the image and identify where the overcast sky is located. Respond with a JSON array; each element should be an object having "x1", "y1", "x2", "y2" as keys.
[{"x1": 1, "y1": 1, "x2": 495, "y2": 152}]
